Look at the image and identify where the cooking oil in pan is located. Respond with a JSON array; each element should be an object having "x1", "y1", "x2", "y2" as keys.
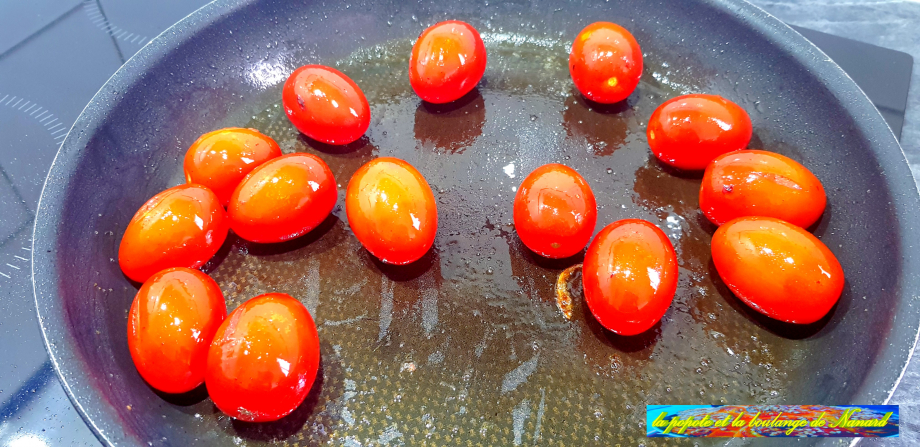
[{"x1": 200, "y1": 34, "x2": 804, "y2": 446}]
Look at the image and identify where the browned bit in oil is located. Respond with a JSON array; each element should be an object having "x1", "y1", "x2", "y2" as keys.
[{"x1": 555, "y1": 263, "x2": 582, "y2": 320}]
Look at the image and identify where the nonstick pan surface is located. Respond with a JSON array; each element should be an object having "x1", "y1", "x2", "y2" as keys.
[{"x1": 32, "y1": 0, "x2": 920, "y2": 445}]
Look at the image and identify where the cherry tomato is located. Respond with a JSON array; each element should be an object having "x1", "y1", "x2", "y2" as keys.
[
  {"x1": 569, "y1": 22, "x2": 643, "y2": 104},
  {"x1": 119, "y1": 184, "x2": 228, "y2": 283},
  {"x1": 700, "y1": 150, "x2": 826, "y2": 228},
  {"x1": 127, "y1": 267, "x2": 226, "y2": 394},
  {"x1": 206, "y1": 293, "x2": 320, "y2": 422},
  {"x1": 345, "y1": 157, "x2": 437, "y2": 265},
  {"x1": 283, "y1": 65, "x2": 370, "y2": 145},
  {"x1": 582, "y1": 219, "x2": 678, "y2": 335},
  {"x1": 711, "y1": 216, "x2": 844, "y2": 324},
  {"x1": 513, "y1": 164, "x2": 597, "y2": 258},
  {"x1": 228, "y1": 153, "x2": 337, "y2": 243},
  {"x1": 409, "y1": 20, "x2": 487, "y2": 104},
  {"x1": 647, "y1": 94, "x2": 752, "y2": 170},
  {"x1": 183, "y1": 128, "x2": 282, "y2": 206}
]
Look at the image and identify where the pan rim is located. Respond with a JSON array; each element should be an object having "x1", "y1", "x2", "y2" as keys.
[
  {"x1": 31, "y1": 0, "x2": 920, "y2": 445},
  {"x1": 722, "y1": 0, "x2": 920, "y2": 401},
  {"x1": 30, "y1": 1, "x2": 256, "y2": 445}
]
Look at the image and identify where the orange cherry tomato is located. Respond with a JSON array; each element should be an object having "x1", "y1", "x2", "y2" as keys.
[
  {"x1": 345, "y1": 157, "x2": 437, "y2": 265},
  {"x1": 409, "y1": 20, "x2": 487, "y2": 104},
  {"x1": 513, "y1": 164, "x2": 597, "y2": 258},
  {"x1": 283, "y1": 65, "x2": 370, "y2": 145},
  {"x1": 700, "y1": 150, "x2": 827, "y2": 228},
  {"x1": 647, "y1": 94, "x2": 752, "y2": 170},
  {"x1": 127, "y1": 267, "x2": 226, "y2": 394},
  {"x1": 569, "y1": 22, "x2": 643, "y2": 104},
  {"x1": 183, "y1": 128, "x2": 282, "y2": 206},
  {"x1": 711, "y1": 216, "x2": 844, "y2": 324},
  {"x1": 228, "y1": 153, "x2": 337, "y2": 243},
  {"x1": 206, "y1": 293, "x2": 320, "y2": 422},
  {"x1": 582, "y1": 219, "x2": 678, "y2": 335},
  {"x1": 119, "y1": 184, "x2": 228, "y2": 283}
]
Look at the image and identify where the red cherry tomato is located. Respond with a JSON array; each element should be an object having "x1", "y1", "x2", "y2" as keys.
[
  {"x1": 128, "y1": 267, "x2": 226, "y2": 394},
  {"x1": 206, "y1": 293, "x2": 320, "y2": 422},
  {"x1": 582, "y1": 219, "x2": 678, "y2": 335},
  {"x1": 409, "y1": 20, "x2": 487, "y2": 104},
  {"x1": 119, "y1": 184, "x2": 228, "y2": 283},
  {"x1": 283, "y1": 65, "x2": 370, "y2": 145},
  {"x1": 647, "y1": 94, "x2": 752, "y2": 170},
  {"x1": 183, "y1": 128, "x2": 282, "y2": 206},
  {"x1": 345, "y1": 157, "x2": 438, "y2": 265},
  {"x1": 228, "y1": 153, "x2": 337, "y2": 243},
  {"x1": 569, "y1": 22, "x2": 643, "y2": 104},
  {"x1": 513, "y1": 164, "x2": 597, "y2": 258},
  {"x1": 700, "y1": 150, "x2": 827, "y2": 228},
  {"x1": 711, "y1": 216, "x2": 844, "y2": 324}
]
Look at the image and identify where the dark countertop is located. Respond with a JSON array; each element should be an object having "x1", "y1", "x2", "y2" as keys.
[{"x1": 0, "y1": 0, "x2": 917, "y2": 445}]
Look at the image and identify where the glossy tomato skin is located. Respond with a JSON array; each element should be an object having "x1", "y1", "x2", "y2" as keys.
[
  {"x1": 513, "y1": 164, "x2": 597, "y2": 258},
  {"x1": 119, "y1": 184, "x2": 228, "y2": 283},
  {"x1": 206, "y1": 293, "x2": 320, "y2": 422},
  {"x1": 409, "y1": 20, "x2": 487, "y2": 104},
  {"x1": 648, "y1": 94, "x2": 752, "y2": 170},
  {"x1": 346, "y1": 157, "x2": 437, "y2": 265},
  {"x1": 700, "y1": 150, "x2": 826, "y2": 228},
  {"x1": 583, "y1": 219, "x2": 678, "y2": 335},
  {"x1": 711, "y1": 216, "x2": 844, "y2": 324},
  {"x1": 569, "y1": 22, "x2": 643, "y2": 104},
  {"x1": 184, "y1": 128, "x2": 282, "y2": 206},
  {"x1": 228, "y1": 153, "x2": 337, "y2": 243},
  {"x1": 283, "y1": 65, "x2": 370, "y2": 145},
  {"x1": 128, "y1": 267, "x2": 226, "y2": 394}
]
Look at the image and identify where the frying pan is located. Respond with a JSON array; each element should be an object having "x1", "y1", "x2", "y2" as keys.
[{"x1": 32, "y1": 0, "x2": 920, "y2": 445}]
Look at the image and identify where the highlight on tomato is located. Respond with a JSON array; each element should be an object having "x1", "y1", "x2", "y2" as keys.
[
  {"x1": 700, "y1": 150, "x2": 826, "y2": 228},
  {"x1": 183, "y1": 128, "x2": 282, "y2": 206},
  {"x1": 283, "y1": 65, "x2": 370, "y2": 145},
  {"x1": 513, "y1": 163, "x2": 597, "y2": 259},
  {"x1": 569, "y1": 22, "x2": 643, "y2": 104},
  {"x1": 206, "y1": 293, "x2": 320, "y2": 422},
  {"x1": 711, "y1": 216, "x2": 844, "y2": 324},
  {"x1": 345, "y1": 157, "x2": 438, "y2": 265},
  {"x1": 128, "y1": 267, "x2": 226, "y2": 394},
  {"x1": 647, "y1": 94, "x2": 752, "y2": 170},
  {"x1": 119, "y1": 184, "x2": 228, "y2": 283},
  {"x1": 228, "y1": 153, "x2": 337, "y2": 243},
  {"x1": 409, "y1": 20, "x2": 487, "y2": 104},
  {"x1": 582, "y1": 219, "x2": 678, "y2": 336}
]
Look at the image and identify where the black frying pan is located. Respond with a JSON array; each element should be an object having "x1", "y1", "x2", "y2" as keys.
[{"x1": 32, "y1": 0, "x2": 920, "y2": 445}]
